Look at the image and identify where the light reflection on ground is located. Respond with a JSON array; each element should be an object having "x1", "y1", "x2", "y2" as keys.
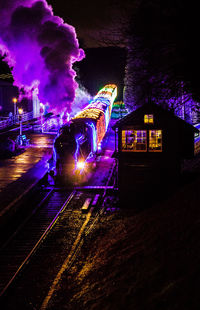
[
  {"x1": 29, "y1": 134, "x2": 56, "y2": 148},
  {"x1": 0, "y1": 133, "x2": 55, "y2": 192}
]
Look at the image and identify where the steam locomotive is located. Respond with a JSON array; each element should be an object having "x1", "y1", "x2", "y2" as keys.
[{"x1": 52, "y1": 84, "x2": 117, "y2": 182}]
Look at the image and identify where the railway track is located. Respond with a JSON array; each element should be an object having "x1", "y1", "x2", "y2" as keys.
[
  {"x1": 0, "y1": 158, "x2": 118, "y2": 308},
  {"x1": 0, "y1": 189, "x2": 74, "y2": 298},
  {"x1": 40, "y1": 162, "x2": 117, "y2": 310}
]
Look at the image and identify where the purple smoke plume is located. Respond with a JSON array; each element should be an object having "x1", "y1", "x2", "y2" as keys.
[{"x1": 0, "y1": 0, "x2": 84, "y2": 114}]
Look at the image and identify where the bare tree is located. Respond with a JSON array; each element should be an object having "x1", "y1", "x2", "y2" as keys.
[{"x1": 124, "y1": 0, "x2": 200, "y2": 122}]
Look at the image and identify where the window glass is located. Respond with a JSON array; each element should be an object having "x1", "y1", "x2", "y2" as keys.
[
  {"x1": 149, "y1": 130, "x2": 162, "y2": 152},
  {"x1": 122, "y1": 130, "x2": 147, "y2": 152},
  {"x1": 144, "y1": 114, "x2": 154, "y2": 124}
]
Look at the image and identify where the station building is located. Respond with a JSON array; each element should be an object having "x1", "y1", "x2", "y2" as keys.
[{"x1": 112, "y1": 102, "x2": 199, "y2": 201}]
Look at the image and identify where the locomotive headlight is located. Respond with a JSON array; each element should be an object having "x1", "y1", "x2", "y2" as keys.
[{"x1": 77, "y1": 160, "x2": 85, "y2": 170}]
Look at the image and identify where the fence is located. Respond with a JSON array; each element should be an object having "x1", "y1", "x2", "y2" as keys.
[
  {"x1": 0, "y1": 118, "x2": 11, "y2": 130},
  {"x1": 0, "y1": 111, "x2": 34, "y2": 130}
]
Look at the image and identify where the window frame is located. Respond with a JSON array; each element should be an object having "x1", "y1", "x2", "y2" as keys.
[
  {"x1": 144, "y1": 114, "x2": 154, "y2": 124},
  {"x1": 148, "y1": 129, "x2": 162, "y2": 152},
  {"x1": 121, "y1": 129, "x2": 147, "y2": 152}
]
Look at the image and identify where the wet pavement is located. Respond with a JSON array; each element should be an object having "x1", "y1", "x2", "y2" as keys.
[
  {"x1": 0, "y1": 133, "x2": 55, "y2": 218},
  {"x1": 0, "y1": 133, "x2": 55, "y2": 192},
  {"x1": 0, "y1": 120, "x2": 117, "y2": 218},
  {"x1": 0, "y1": 121, "x2": 119, "y2": 308}
]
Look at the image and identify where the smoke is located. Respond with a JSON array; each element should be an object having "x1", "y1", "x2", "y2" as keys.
[
  {"x1": 0, "y1": 0, "x2": 85, "y2": 113},
  {"x1": 70, "y1": 86, "x2": 92, "y2": 118}
]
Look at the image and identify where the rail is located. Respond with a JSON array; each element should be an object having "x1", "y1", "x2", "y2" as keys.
[
  {"x1": 0, "y1": 140, "x2": 118, "y2": 305},
  {"x1": 0, "y1": 111, "x2": 34, "y2": 130},
  {"x1": 0, "y1": 118, "x2": 10, "y2": 130},
  {"x1": 40, "y1": 161, "x2": 117, "y2": 310},
  {"x1": 0, "y1": 189, "x2": 75, "y2": 298}
]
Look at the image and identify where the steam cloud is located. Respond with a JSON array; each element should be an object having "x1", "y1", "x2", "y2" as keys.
[{"x1": 0, "y1": 0, "x2": 84, "y2": 113}]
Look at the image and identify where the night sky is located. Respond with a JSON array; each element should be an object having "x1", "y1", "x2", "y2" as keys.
[
  {"x1": 45, "y1": 0, "x2": 133, "y2": 99},
  {"x1": 1, "y1": 1, "x2": 200, "y2": 104},
  {"x1": 0, "y1": 59, "x2": 10, "y2": 74},
  {"x1": 0, "y1": 0, "x2": 131, "y2": 103},
  {"x1": 46, "y1": 0, "x2": 132, "y2": 99},
  {"x1": 74, "y1": 47, "x2": 126, "y2": 100},
  {"x1": 47, "y1": 0, "x2": 135, "y2": 48}
]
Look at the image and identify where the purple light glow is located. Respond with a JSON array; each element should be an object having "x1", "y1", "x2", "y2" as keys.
[
  {"x1": 0, "y1": 0, "x2": 84, "y2": 114},
  {"x1": 167, "y1": 92, "x2": 200, "y2": 124}
]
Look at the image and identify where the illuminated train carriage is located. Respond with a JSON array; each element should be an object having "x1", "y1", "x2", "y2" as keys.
[
  {"x1": 53, "y1": 84, "x2": 117, "y2": 182},
  {"x1": 194, "y1": 123, "x2": 200, "y2": 155}
]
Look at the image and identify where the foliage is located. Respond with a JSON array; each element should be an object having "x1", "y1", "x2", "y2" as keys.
[{"x1": 124, "y1": 0, "x2": 200, "y2": 122}]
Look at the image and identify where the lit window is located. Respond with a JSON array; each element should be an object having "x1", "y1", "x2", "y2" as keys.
[
  {"x1": 149, "y1": 130, "x2": 162, "y2": 152},
  {"x1": 122, "y1": 130, "x2": 147, "y2": 152},
  {"x1": 144, "y1": 114, "x2": 154, "y2": 124}
]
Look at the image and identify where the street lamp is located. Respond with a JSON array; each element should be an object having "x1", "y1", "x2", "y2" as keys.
[
  {"x1": 18, "y1": 108, "x2": 23, "y2": 136},
  {"x1": 12, "y1": 97, "x2": 17, "y2": 120},
  {"x1": 16, "y1": 108, "x2": 29, "y2": 146},
  {"x1": 40, "y1": 102, "x2": 44, "y2": 131}
]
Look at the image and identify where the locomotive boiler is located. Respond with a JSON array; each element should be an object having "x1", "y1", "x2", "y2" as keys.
[{"x1": 52, "y1": 84, "x2": 117, "y2": 183}]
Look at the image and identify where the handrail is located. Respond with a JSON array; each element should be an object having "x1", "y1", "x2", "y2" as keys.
[{"x1": 0, "y1": 111, "x2": 34, "y2": 129}]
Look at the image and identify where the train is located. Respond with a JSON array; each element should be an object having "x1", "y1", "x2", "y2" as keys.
[
  {"x1": 194, "y1": 123, "x2": 200, "y2": 155},
  {"x1": 51, "y1": 84, "x2": 117, "y2": 182}
]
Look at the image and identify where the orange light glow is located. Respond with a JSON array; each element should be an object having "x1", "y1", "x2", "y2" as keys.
[
  {"x1": 18, "y1": 108, "x2": 23, "y2": 115},
  {"x1": 12, "y1": 97, "x2": 17, "y2": 104},
  {"x1": 77, "y1": 161, "x2": 85, "y2": 170}
]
